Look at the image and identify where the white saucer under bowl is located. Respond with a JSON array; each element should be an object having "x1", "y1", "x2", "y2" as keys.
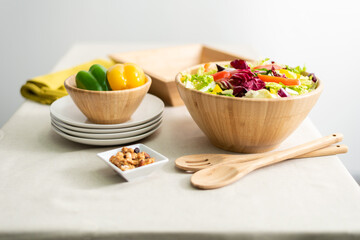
[
  {"x1": 51, "y1": 118, "x2": 162, "y2": 139},
  {"x1": 51, "y1": 113, "x2": 163, "y2": 134},
  {"x1": 50, "y1": 94, "x2": 164, "y2": 129},
  {"x1": 51, "y1": 122, "x2": 161, "y2": 146}
]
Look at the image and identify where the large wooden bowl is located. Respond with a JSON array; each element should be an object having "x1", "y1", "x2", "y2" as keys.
[
  {"x1": 175, "y1": 63, "x2": 323, "y2": 153},
  {"x1": 64, "y1": 75, "x2": 151, "y2": 124}
]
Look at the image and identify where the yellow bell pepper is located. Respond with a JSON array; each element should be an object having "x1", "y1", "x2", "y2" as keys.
[
  {"x1": 211, "y1": 84, "x2": 222, "y2": 94},
  {"x1": 278, "y1": 69, "x2": 300, "y2": 79},
  {"x1": 107, "y1": 63, "x2": 146, "y2": 90},
  {"x1": 269, "y1": 88, "x2": 277, "y2": 95}
]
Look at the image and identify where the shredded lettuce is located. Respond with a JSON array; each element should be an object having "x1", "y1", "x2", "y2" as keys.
[
  {"x1": 218, "y1": 89, "x2": 234, "y2": 97},
  {"x1": 300, "y1": 77, "x2": 314, "y2": 89},
  {"x1": 204, "y1": 69, "x2": 217, "y2": 75},
  {"x1": 184, "y1": 80, "x2": 195, "y2": 89},
  {"x1": 286, "y1": 85, "x2": 309, "y2": 95},
  {"x1": 199, "y1": 81, "x2": 216, "y2": 92},
  {"x1": 244, "y1": 89, "x2": 278, "y2": 98},
  {"x1": 285, "y1": 87, "x2": 300, "y2": 95},
  {"x1": 265, "y1": 82, "x2": 283, "y2": 92},
  {"x1": 197, "y1": 66, "x2": 205, "y2": 75},
  {"x1": 286, "y1": 65, "x2": 306, "y2": 75},
  {"x1": 181, "y1": 72, "x2": 215, "y2": 93}
]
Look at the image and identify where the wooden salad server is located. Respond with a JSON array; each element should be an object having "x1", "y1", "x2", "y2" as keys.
[
  {"x1": 191, "y1": 133, "x2": 344, "y2": 190},
  {"x1": 176, "y1": 144, "x2": 348, "y2": 172}
]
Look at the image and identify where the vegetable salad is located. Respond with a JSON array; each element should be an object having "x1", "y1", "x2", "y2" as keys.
[{"x1": 180, "y1": 59, "x2": 318, "y2": 98}]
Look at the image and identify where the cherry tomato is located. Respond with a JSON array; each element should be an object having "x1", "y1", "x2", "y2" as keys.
[{"x1": 212, "y1": 71, "x2": 231, "y2": 82}]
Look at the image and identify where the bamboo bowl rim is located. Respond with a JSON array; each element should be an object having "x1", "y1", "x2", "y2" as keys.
[
  {"x1": 64, "y1": 74, "x2": 152, "y2": 94},
  {"x1": 175, "y1": 62, "x2": 323, "y2": 102}
]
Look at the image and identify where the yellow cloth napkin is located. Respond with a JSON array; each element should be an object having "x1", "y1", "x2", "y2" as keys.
[{"x1": 20, "y1": 59, "x2": 114, "y2": 104}]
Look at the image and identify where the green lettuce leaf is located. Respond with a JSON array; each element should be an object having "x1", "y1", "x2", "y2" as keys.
[
  {"x1": 265, "y1": 82, "x2": 283, "y2": 92},
  {"x1": 218, "y1": 89, "x2": 234, "y2": 97},
  {"x1": 286, "y1": 85, "x2": 308, "y2": 95},
  {"x1": 286, "y1": 65, "x2": 306, "y2": 74}
]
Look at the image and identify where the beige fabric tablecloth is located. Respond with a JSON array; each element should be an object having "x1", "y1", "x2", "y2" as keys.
[{"x1": 0, "y1": 43, "x2": 359, "y2": 240}]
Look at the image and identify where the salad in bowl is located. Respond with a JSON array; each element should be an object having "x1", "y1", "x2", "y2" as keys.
[{"x1": 180, "y1": 59, "x2": 318, "y2": 99}]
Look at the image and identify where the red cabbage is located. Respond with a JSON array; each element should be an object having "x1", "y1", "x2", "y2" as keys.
[
  {"x1": 308, "y1": 73, "x2": 317, "y2": 83},
  {"x1": 218, "y1": 79, "x2": 232, "y2": 89},
  {"x1": 229, "y1": 69, "x2": 265, "y2": 97},
  {"x1": 278, "y1": 88, "x2": 290, "y2": 98},
  {"x1": 218, "y1": 59, "x2": 266, "y2": 97},
  {"x1": 230, "y1": 59, "x2": 250, "y2": 70},
  {"x1": 233, "y1": 86, "x2": 248, "y2": 97},
  {"x1": 271, "y1": 65, "x2": 286, "y2": 78}
]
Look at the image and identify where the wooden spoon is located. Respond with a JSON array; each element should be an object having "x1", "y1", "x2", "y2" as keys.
[
  {"x1": 176, "y1": 144, "x2": 348, "y2": 172},
  {"x1": 191, "y1": 133, "x2": 344, "y2": 190}
]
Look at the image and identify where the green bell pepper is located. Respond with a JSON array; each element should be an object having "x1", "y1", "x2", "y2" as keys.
[{"x1": 75, "y1": 64, "x2": 111, "y2": 91}]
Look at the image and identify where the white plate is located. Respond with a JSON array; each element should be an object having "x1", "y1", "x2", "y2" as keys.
[
  {"x1": 51, "y1": 118, "x2": 162, "y2": 139},
  {"x1": 97, "y1": 144, "x2": 168, "y2": 181},
  {"x1": 50, "y1": 94, "x2": 164, "y2": 129},
  {"x1": 51, "y1": 113, "x2": 163, "y2": 134},
  {"x1": 51, "y1": 122, "x2": 161, "y2": 146}
]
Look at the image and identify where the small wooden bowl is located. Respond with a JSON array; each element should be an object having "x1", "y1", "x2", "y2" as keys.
[
  {"x1": 175, "y1": 62, "x2": 324, "y2": 153},
  {"x1": 64, "y1": 75, "x2": 151, "y2": 124}
]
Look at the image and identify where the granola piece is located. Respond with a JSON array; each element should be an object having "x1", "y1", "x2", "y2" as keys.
[
  {"x1": 137, "y1": 152, "x2": 145, "y2": 160},
  {"x1": 115, "y1": 151, "x2": 123, "y2": 158},
  {"x1": 110, "y1": 147, "x2": 155, "y2": 171},
  {"x1": 127, "y1": 159, "x2": 140, "y2": 166},
  {"x1": 120, "y1": 164, "x2": 135, "y2": 171},
  {"x1": 144, "y1": 158, "x2": 155, "y2": 165},
  {"x1": 131, "y1": 152, "x2": 137, "y2": 160},
  {"x1": 125, "y1": 152, "x2": 132, "y2": 160},
  {"x1": 122, "y1": 147, "x2": 134, "y2": 153},
  {"x1": 110, "y1": 155, "x2": 126, "y2": 168}
]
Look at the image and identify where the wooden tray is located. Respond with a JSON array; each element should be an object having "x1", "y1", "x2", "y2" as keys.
[{"x1": 109, "y1": 44, "x2": 252, "y2": 106}]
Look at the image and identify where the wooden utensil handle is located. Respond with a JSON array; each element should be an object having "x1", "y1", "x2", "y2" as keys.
[
  {"x1": 293, "y1": 144, "x2": 348, "y2": 159},
  {"x1": 221, "y1": 143, "x2": 348, "y2": 164},
  {"x1": 224, "y1": 144, "x2": 348, "y2": 165},
  {"x1": 249, "y1": 133, "x2": 344, "y2": 170}
]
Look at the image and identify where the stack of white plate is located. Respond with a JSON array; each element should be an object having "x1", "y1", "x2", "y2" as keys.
[{"x1": 50, "y1": 94, "x2": 164, "y2": 146}]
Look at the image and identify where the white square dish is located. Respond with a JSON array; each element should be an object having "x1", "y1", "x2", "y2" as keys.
[{"x1": 97, "y1": 143, "x2": 168, "y2": 181}]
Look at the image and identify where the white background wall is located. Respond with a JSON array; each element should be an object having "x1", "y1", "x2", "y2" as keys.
[{"x1": 1, "y1": 0, "x2": 359, "y2": 182}]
